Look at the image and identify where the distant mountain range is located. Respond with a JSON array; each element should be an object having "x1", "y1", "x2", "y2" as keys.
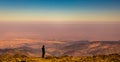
[{"x1": 0, "y1": 39, "x2": 120, "y2": 57}]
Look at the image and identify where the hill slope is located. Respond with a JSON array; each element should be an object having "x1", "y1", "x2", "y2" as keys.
[{"x1": 0, "y1": 39, "x2": 120, "y2": 57}]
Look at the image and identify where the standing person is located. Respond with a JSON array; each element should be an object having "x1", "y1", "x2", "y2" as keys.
[{"x1": 42, "y1": 45, "x2": 45, "y2": 58}]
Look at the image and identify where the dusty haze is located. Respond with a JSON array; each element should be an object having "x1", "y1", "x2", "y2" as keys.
[{"x1": 0, "y1": 22, "x2": 120, "y2": 41}]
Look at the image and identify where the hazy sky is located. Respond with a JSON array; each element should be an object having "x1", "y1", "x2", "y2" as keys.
[
  {"x1": 0, "y1": 0, "x2": 120, "y2": 22},
  {"x1": 0, "y1": 0, "x2": 120, "y2": 41}
]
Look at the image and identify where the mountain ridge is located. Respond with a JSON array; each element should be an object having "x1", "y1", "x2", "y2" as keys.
[{"x1": 0, "y1": 39, "x2": 120, "y2": 57}]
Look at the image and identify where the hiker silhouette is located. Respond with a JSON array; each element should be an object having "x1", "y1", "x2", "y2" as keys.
[{"x1": 42, "y1": 45, "x2": 45, "y2": 58}]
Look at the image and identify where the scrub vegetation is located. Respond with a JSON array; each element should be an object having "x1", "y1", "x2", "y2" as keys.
[{"x1": 0, "y1": 54, "x2": 120, "y2": 62}]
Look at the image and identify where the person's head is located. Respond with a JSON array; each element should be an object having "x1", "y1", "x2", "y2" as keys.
[{"x1": 42, "y1": 45, "x2": 45, "y2": 48}]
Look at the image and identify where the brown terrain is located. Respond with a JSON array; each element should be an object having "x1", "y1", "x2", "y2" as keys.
[{"x1": 0, "y1": 38, "x2": 120, "y2": 57}]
